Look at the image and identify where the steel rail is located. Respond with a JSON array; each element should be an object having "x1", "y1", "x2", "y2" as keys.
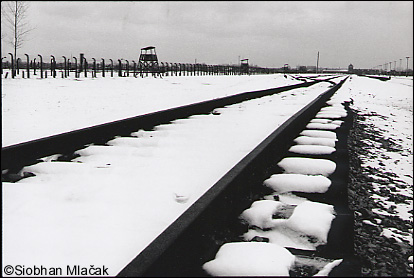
[{"x1": 357, "y1": 74, "x2": 391, "y2": 81}]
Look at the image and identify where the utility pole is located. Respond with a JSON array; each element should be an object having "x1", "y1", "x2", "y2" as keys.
[
  {"x1": 316, "y1": 51, "x2": 319, "y2": 74},
  {"x1": 400, "y1": 59, "x2": 402, "y2": 76},
  {"x1": 406, "y1": 57, "x2": 410, "y2": 77}
]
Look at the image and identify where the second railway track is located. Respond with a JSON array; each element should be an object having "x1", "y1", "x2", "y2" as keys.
[{"x1": 2, "y1": 77, "x2": 336, "y2": 176}]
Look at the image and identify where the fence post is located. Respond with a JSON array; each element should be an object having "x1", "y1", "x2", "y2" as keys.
[
  {"x1": 17, "y1": 58, "x2": 21, "y2": 75},
  {"x1": 165, "y1": 62, "x2": 169, "y2": 77},
  {"x1": 24, "y1": 54, "x2": 30, "y2": 78},
  {"x1": 8, "y1": 53, "x2": 15, "y2": 78},
  {"x1": 33, "y1": 58, "x2": 37, "y2": 75},
  {"x1": 101, "y1": 58, "x2": 105, "y2": 77},
  {"x1": 118, "y1": 59, "x2": 122, "y2": 77},
  {"x1": 50, "y1": 55, "x2": 56, "y2": 78},
  {"x1": 67, "y1": 59, "x2": 71, "y2": 77},
  {"x1": 92, "y1": 58, "x2": 96, "y2": 78},
  {"x1": 109, "y1": 59, "x2": 114, "y2": 77},
  {"x1": 38, "y1": 54, "x2": 43, "y2": 78},
  {"x1": 62, "y1": 56, "x2": 67, "y2": 78},
  {"x1": 126, "y1": 60, "x2": 129, "y2": 77},
  {"x1": 132, "y1": 60, "x2": 136, "y2": 77},
  {"x1": 72, "y1": 57, "x2": 78, "y2": 78},
  {"x1": 84, "y1": 57, "x2": 88, "y2": 77}
]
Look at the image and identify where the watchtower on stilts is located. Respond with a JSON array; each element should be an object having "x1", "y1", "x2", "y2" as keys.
[
  {"x1": 240, "y1": 58, "x2": 249, "y2": 75},
  {"x1": 138, "y1": 46, "x2": 161, "y2": 78}
]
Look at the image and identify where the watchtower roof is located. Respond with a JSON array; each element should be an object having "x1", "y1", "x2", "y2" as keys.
[{"x1": 141, "y1": 46, "x2": 156, "y2": 50}]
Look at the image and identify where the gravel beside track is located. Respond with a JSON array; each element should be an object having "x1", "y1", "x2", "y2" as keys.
[{"x1": 348, "y1": 112, "x2": 413, "y2": 277}]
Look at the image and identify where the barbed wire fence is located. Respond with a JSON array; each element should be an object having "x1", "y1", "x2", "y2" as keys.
[{"x1": 1, "y1": 53, "x2": 283, "y2": 79}]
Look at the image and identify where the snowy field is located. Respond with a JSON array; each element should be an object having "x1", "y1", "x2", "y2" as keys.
[
  {"x1": 2, "y1": 73, "x2": 305, "y2": 147},
  {"x1": 2, "y1": 74, "x2": 412, "y2": 276}
]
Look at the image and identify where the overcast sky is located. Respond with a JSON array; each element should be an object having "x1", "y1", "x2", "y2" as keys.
[{"x1": 1, "y1": 1, "x2": 413, "y2": 69}]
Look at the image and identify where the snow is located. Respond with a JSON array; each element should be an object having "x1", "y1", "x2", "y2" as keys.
[
  {"x1": 331, "y1": 120, "x2": 344, "y2": 126},
  {"x1": 3, "y1": 73, "x2": 412, "y2": 276},
  {"x1": 240, "y1": 200, "x2": 285, "y2": 229},
  {"x1": 2, "y1": 74, "x2": 339, "y2": 276},
  {"x1": 380, "y1": 228, "x2": 413, "y2": 246},
  {"x1": 299, "y1": 129, "x2": 338, "y2": 139},
  {"x1": 288, "y1": 144, "x2": 336, "y2": 155},
  {"x1": 313, "y1": 259, "x2": 344, "y2": 276},
  {"x1": 263, "y1": 174, "x2": 331, "y2": 193},
  {"x1": 202, "y1": 242, "x2": 296, "y2": 276},
  {"x1": 277, "y1": 157, "x2": 337, "y2": 177},
  {"x1": 1, "y1": 74, "x2": 302, "y2": 147},
  {"x1": 319, "y1": 107, "x2": 348, "y2": 116},
  {"x1": 320, "y1": 106, "x2": 347, "y2": 112},
  {"x1": 305, "y1": 122, "x2": 340, "y2": 130},
  {"x1": 293, "y1": 136, "x2": 336, "y2": 147},
  {"x1": 310, "y1": 118, "x2": 332, "y2": 123},
  {"x1": 332, "y1": 75, "x2": 413, "y2": 252},
  {"x1": 242, "y1": 200, "x2": 336, "y2": 250},
  {"x1": 315, "y1": 112, "x2": 344, "y2": 119},
  {"x1": 279, "y1": 201, "x2": 335, "y2": 243},
  {"x1": 264, "y1": 192, "x2": 308, "y2": 205}
]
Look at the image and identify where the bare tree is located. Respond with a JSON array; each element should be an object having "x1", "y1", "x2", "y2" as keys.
[{"x1": 1, "y1": 1, "x2": 33, "y2": 72}]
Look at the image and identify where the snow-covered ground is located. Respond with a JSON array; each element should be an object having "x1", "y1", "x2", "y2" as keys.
[
  {"x1": 340, "y1": 76, "x2": 413, "y2": 269},
  {"x1": 2, "y1": 74, "x2": 304, "y2": 147},
  {"x1": 345, "y1": 75, "x2": 413, "y2": 226},
  {"x1": 2, "y1": 74, "x2": 343, "y2": 276},
  {"x1": 325, "y1": 75, "x2": 412, "y2": 275},
  {"x1": 2, "y1": 74, "x2": 412, "y2": 276}
]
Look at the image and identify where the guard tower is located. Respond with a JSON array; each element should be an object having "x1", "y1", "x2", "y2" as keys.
[
  {"x1": 240, "y1": 58, "x2": 249, "y2": 75},
  {"x1": 139, "y1": 46, "x2": 161, "y2": 77},
  {"x1": 348, "y1": 64, "x2": 354, "y2": 74}
]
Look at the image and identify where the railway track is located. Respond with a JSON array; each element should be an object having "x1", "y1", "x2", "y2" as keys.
[
  {"x1": 357, "y1": 74, "x2": 391, "y2": 81},
  {"x1": 115, "y1": 76, "x2": 359, "y2": 277},
  {"x1": 2, "y1": 76, "x2": 338, "y2": 179},
  {"x1": 2, "y1": 75, "x2": 358, "y2": 276}
]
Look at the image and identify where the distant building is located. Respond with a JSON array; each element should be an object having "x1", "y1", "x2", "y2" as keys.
[
  {"x1": 298, "y1": 66, "x2": 307, "y2": 73},
  {"x1": 348, "y1": 64, "x2": 354, "y2": 73},
  {"x1": 307, "y1": 66, "x2": 317, "y2": 73}
]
